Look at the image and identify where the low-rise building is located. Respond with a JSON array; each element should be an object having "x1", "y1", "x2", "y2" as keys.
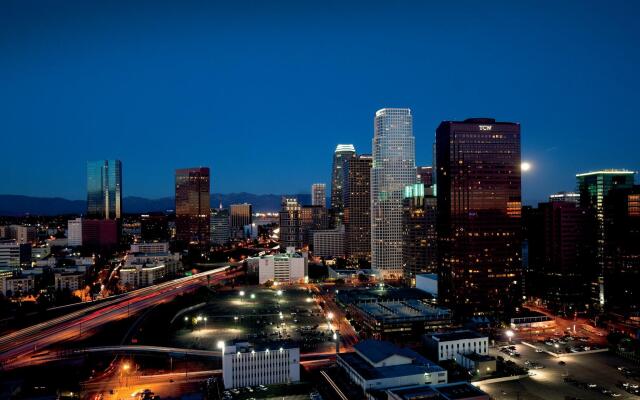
[
  {"x1": 54, "y1": 272, "x2": 85, "y2": 292},
  {"x1": 119, "y1": 242, "x2": 181, "y2": 289},
  {"x1": 337, "y1": 340, "x2": 447, "y2": 394},
  {"x1": 258, "y1": 247, "x2": 308, "y2": 284},
  {"x1": 387, "y1": 383, "x2": 490, "y2": 400},
  {"x1": 423, "y1": 330, "x2": 488, "y2": 362},
  {"x1": 222, "y1": 342, "x2": 300, "y2": 389},
  {"x1": 455, "y1": 352, "x2": 496, "y2": 378},
  {"x1": 1, "y1": 275, "x2": 34, "y2": 296}
]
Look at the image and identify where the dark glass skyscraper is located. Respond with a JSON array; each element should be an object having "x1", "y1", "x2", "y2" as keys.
[
  {"x1": 87, "y1": 160, "x2": 122, "y2": 219},
  {"x1": 330, "y1": 144, "x2": 356, "y2": 226},
  {"x1": 402, "y1": 183, "x2": 437, "y2": 282},
  {"x1": 344, "y1": 154, "x2": 372, "y2": 259},
  {"x1": 279, "y1": 198, "x2": 302, "y2": 249},
  {"x1": 436, "y1": 118, "x2": 522, "y2": 316},
  {"x1": 175, "y1": 167, "x2": 210, "y2": 243}
]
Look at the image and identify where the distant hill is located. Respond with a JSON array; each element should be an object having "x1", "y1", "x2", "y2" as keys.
[{"x1": 0, "y1": 193, "x2": 314, "y2": 216}]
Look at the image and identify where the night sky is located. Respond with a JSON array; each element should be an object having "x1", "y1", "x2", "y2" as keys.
[{"x1": 1, "y1": 0, "x2": 639, "y2": 205}]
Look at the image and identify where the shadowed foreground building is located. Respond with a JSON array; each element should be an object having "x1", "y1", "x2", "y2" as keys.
[
  {"x1": 175, "y1": 167, "x2": 210, "y2": 243},
  {"x1": 344, "y1": 154, "x2": 372, "y2": 259},
  {"x1": 436, "y1": 118, "x2": 522, "y2": 317},
  {"x1": 402, "y1": 183, "x2": 437, "y2": 283}
]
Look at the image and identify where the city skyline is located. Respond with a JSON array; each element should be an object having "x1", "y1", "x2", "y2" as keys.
[{"x1": 2, "y1": 1, "x2": 640, "y2": 204}]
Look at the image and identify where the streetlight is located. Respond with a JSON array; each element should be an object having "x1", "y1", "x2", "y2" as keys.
[
  {"x1": 277, "y1": 290, "x2": 283, "y2": 296},
  {"x1": 506, "y1": 330, "x2": 514, "y2": 343},
  {"x1": 250, "y1": 293, "x2": 256, "y2": 300},
  {"x1": 239, "y1": 290, "x2": 245, "y2": 303},
  {"x1": 217, "y1": 340, "x2": 225, "y2": 350}
]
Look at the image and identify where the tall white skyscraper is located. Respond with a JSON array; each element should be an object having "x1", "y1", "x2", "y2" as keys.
[
  {"x1": 371, "y1": 108, "x2": 416, "y2": 279},
  {"x1": 311, "y1": 183, "x2": 326, "y2": 207}
]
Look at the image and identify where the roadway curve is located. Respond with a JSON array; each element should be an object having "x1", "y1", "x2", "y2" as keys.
[{"x1": 0, "y1": 267, "x2": 237, "y2": 369}]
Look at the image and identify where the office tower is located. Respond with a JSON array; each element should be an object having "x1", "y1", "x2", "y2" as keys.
[
  {"x1": 210, "y1": 208, "x2": 231, "y2": 245},
  {"x1": 1, "y1": 225, "x2": 37, "y2": 244},
  {"x1": 279, "y1": 198, "x2": 303, "y2": 249},
  {"x1": 331, "y1": 144, "x2": 356, "y2": 225},
  {"x1": 87, "y1": 160, "x2": 122, "y2": 219},
  {"x1": 402, "y1": 183, "x2": 437, "y2": 282},
  {"x1": 344, "y1": 154, "x2": 372, "y2": 259},
  {"x1": 549, "y1": 191, "x2": 580, "y2": 203},
  {"x1": 526, "y1": 201, "x2": 592, "y2": 313},
  {"x1": 416, "y1": 166, "x2": 434, "y2": 187},
  {"x1": 371, "y1": 108, "x2": 417, "y2": 279},
  {"x1": 436, "y1": 118, "x2": 522, "y2": 316},
  {"x1": 0, "y1": 240, "x2": 31, "y2": 268},
  {"x1": 576, "y1": 169, "x2": 635, "y2": 309},
  {"x1": 140, "y1": 213, "x2": 170, "y2": 242},
  {"x1": 313, "y1": 227, "x2": 345, "y2": 258},
  {"x1": 300, "y1": 205, "x2": 329, "y2": 246},
  {"x1": 67, "y1": 218, "x2": 83, "y2": 246},
  {"x1": 312, "y1": 183, "x2": 327, "y2": 207},
  {"x1": 175, "y1": 167, "x2": 211, "y2": 243},
  {"x1": 82, "y1": 219, "x2": 118, "y2": 249},
  {"x1": 230, "y1": 204, "x2": 252, "y2": 239},
  {"x1": 602, "y1": 185, "x2": 639, "y2": 312}
]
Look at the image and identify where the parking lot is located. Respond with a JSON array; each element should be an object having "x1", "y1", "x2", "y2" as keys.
[
  {"x1": 478, "y1": 343, "x2": 640, "y2": 399},
  {"x1": 171, "y1": 286, "x2": 336, "y2": 354}
]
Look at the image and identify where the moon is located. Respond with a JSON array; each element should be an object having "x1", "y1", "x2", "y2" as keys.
[{"x1": 521, "y1": 162, "x2": 532, "y2": 172}]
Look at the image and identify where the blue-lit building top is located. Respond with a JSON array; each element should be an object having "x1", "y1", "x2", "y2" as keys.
[{"x1": 87, "y1": 160, "x2": 122, "y2": 219}]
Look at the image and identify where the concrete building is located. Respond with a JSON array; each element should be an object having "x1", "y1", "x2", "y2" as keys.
[
  {"x1": 3, "y1": 225, "x2": 37, "y2": 244},
  {"x1": 222, "y1": 342, "x2": 300, "y2": 389},
  {"x1": 1, "y1": 275, "x2": 34, "y2": 296},
  {"x1": 344, "y1": 154, "x2": 372, "y2": 259},
  {"x1": 311, "y1": 183, "x2": 326, "y2": 207},
  {"x1": 423, "y1": 330, "x2": 488, "y2": 362},
  {"x1": 67, "y1": 218, "x2": 83, "y2": 246},
  {"x1": 119, "y1": 243, "x2": 181, "y2": 288},
  {"x1": 54, "y1": 272, "x2": 85, "y2": 292},
  {"x1": 337, "y1": 340, "x2": 447, "y2": 394},
  {"x1": 0, "y1": 240, "x2": 30, "y2": 268},
  {"x1": 313, "y1": 227, "x2": 344, "y2": 258},
  {"x1": 300, "y1": 205, "x2": 329, "y2": 246},
  {"x1": 456, "y1": 352, "x2": 496, "y2": 377},
  {"x1": 371, "y1": 109, "x2": 417, "y2": 279},
  {"x1": 258, "y1": 247, "x2": 308, "y2": 284},
  {"x1": 230, "y1": 203, "x2": 252, "y2": 240}
]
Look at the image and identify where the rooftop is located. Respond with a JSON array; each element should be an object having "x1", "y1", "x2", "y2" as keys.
[
  {"x1": 356, "y1": 299, "x2": 451, "y2": 323},
  {"x1": 426, "y1": 330, "x2": 485, "y2": 342},
  {"x1": 434, "y1": 383, "x2": 489, "y2": 400},
  {"x1": 576, "y1": 169, "x2": 635, "y2": 177}
]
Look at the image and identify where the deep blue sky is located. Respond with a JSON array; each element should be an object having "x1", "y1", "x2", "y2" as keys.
[{"x1": 1, "y1": 0, "x2": 639, "y2": 205}]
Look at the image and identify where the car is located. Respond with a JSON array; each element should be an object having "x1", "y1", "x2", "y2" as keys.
[
  {"x1": 535, "y1": 348, "x2": 544, "y2": 353},
  {"x1": 559, "y1": 361, "x2": 566, "y2": 365},
  {"x1": 587, "y1": 383, "x2": 597, "y2": 388}
]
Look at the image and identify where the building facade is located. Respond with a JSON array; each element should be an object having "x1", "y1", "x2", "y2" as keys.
[
  {"x1": 313, "y1": 227, "x2": 345, "y2": 258},
  {"x1": 344, "y1": 154, "x2": 372, "y2": 259},
  {"x1": 311, "y1": 183, "x2": 326, "y2": 207},
  {"x1": 258, "y1": 248, "x2": 308, "y2": 284},
  {"x1": 331, "y1": 144, "x2": 356, "y2": 225},
  {"x1": 300, "y1": 205, "x2": 329, "y2": 246},
  {"x1": 175, "y1": 167, "x2": 210, "y2": 243},
  {"x1": 576, "y1": 170, "x2": 635, "y2": 310},
  {"x1": 423, "y1": 330, "x2": 489, "y2": 362},
  {"x1": 416, "y1": 166, "x2": 434, "y2": 187},
  {"x1": 230, "y1": 203, "x2": 252, "y2": 240},
  {"x1": 279, "y1": 198, "x2": 303, "y2": 249},
  {"x1": 222, "y1": 342, "x2": 300, "y2": 389},
  {"x1": 436, "y1": 118, "x2": 522, "y2": 316},
  {"x1": 87, "y1": 160, "x2": 122, "y2": 219},
  {"x1": 402, "y1": 184, "x2": 437, "y2": 282},
  {"x1": 371, "y1": 108, "x2": 417, "y2": 279},
  {"x1": 67, "y1": 218, "x2": 83, "y2": 246},
  {"x1": 210, "y1": 208, "x2": 231, "y2": 245}
]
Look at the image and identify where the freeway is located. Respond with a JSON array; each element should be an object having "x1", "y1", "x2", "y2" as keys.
[{"x1": 0, "y1": 267, "x2": 237, "y2": 369}]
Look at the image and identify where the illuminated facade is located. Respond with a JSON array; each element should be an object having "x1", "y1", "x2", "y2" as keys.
[
  {"x1": 436, "y1": 118, "x2": 522, "y2": 316},
  {"x1": 230, "y1": 203, "x2": 252, "y2": 239},
  {"x1": 371, "y1": 108, "x2": 416, "y2": 279},
  {"x1": 344, "y1": 154, "x2": 373, "y2": 259},
  {"x1": 87, "y1": 160, "x2": 122, "y2": 219},
  {"x1": 175, "y1": 167, "x2": 210, "y2": 243},
  {"x1": 402, "y1": 183, "x2": 437, "y2": 281},
  {"x1": 576, "y1": 170, "x2": 635, "y2": 309},
  {"x1": 279, "y1": 198, "x2": 302, "y2": 249},
  {"x1": 331, "y1": 144, "x2": 356, "y2": 225},
  {"x1": 311, "y1": 183, "x2": 326, "y2": 207}
]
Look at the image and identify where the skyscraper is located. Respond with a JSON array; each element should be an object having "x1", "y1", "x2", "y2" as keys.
[
  {"x1": 300, "y1": 205, "x2": 329, "y2": 246},
  {"x1": 279, "y1": 198, "x2": 302, "y2": 249},
  {"x1": 402, "y1": 183, "x2": 437, "y2": 282},
  {"x1": 210, "y1": 208, "x2": 231, "y2": 245},
  {"x1": 230, "y1": 203, "x2": 252, "y2": 239},
  {"x1": 311, "y1": 183, "x2": 327, "y2": 208},
  {"x1": 416, "y1": 166, "x2": 434, "y2": 187},
  {"x1": 576, "y1": 169, "x2": 635, "y2": 309},
  {"x1": 371, "y1": 108, "x2": 417, "y2": 279},
  {"x1": 330, "y1": 144, "x2": 356, "y2": 225},
  {"x1": 436, "y1": 118, "x2": 522, "y2": 316},
  {"x1": 87, "y1": 160, "x2": 122, "y2": 219},
  {"x1": 175, "y1": 167, "x2": 210, "y2": 243},
  {"x1": 344, "y1": 154, "x2": 372, "y2": 259}
]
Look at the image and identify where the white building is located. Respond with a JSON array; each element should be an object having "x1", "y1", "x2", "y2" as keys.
[
  {"x1": 423, "y1": 330, "x2": 489, "y2": 362},
  {"x1": 67, "y1": 218, "x2": 83, "y2": 246},
  {"x1": 0, "y1": 240, "x2": 21, "y2": 268},
  {"x1": 371, "y1": 108, "x2": 417, "y2": 279},
  {"x1": 130, "y1": 242, "x2": 170, "y2": 253},
  {"x1": 258, "y1": 247, "x2": 308, "y2": 284},
  {"x1": 337, "y1": 340, "x2": 447, "y2": 393},
  {"x1": 119, "y1": 243, "x2": 181, "y2": 288},
  {"x1": 1, "y1": 276, "x2": 34, "y2": 296},
  {"x1": 55, "y1": 272, "x2": 85, "y2": 292},
  {"x1": 222, "y1": 342, "x2": 300, "y2": 389},
  {"x1": 313, "y1": 227, "x2": 344, "y2": 258}
]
